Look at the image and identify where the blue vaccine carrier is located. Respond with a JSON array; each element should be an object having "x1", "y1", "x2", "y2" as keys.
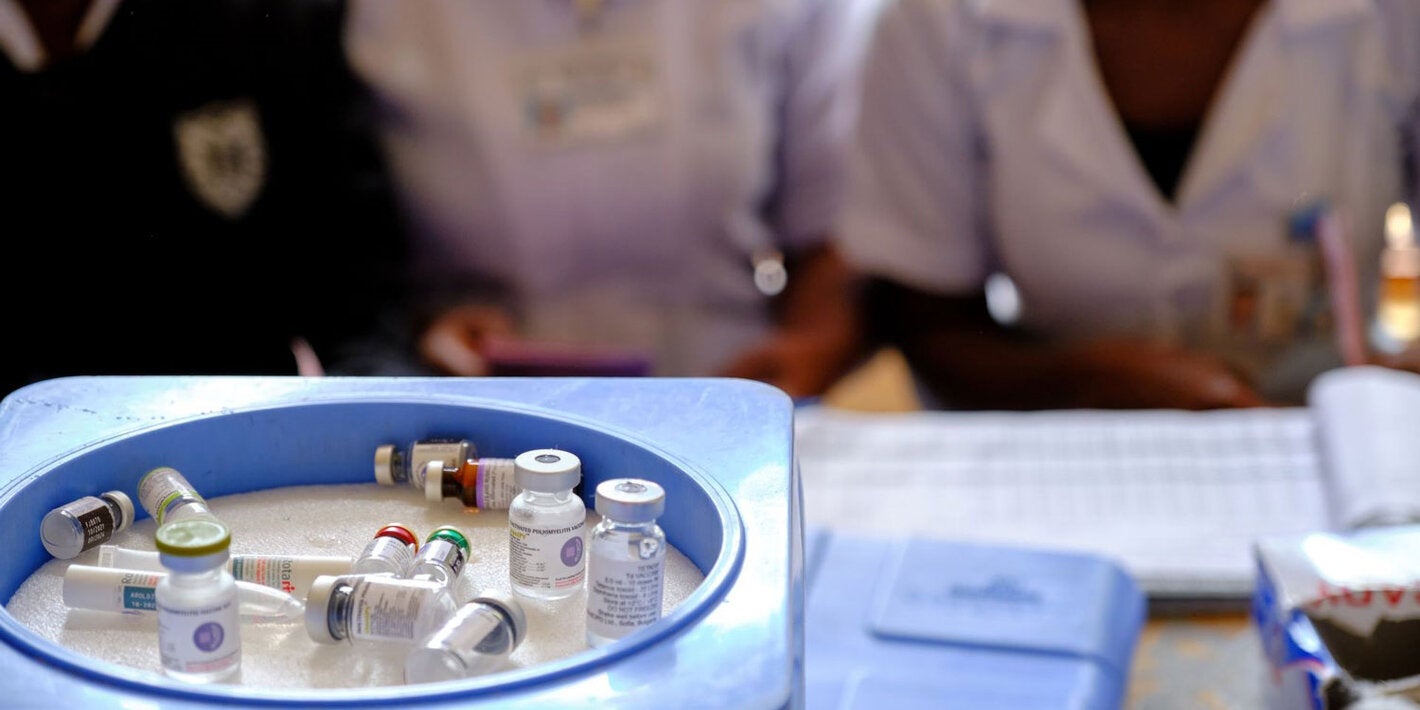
[{"x1": 0, "y1": 377, "x2": 802, "y2": 708}]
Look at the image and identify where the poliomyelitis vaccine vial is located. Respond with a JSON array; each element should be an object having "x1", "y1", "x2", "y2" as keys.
[
  {"x1": 40, "y1": 490, "x2": 135, "y2": 559},
  {"x1": 155, "y1": 517, "x2": 241, "y2": 683},
  {"x1": 586, "y1": 478, "x2": 667, "y2": 648},
  {"x1": 97, "y1": 545, "x2": 353, "y2": 598},
  {"x1": 374, "y1": 438, "x2": 472, "y2": 491},
  {"x1": 410, "y1": 525, "x2": 469, "y2": 588},
  {"x1": 64, "y1": 565, "x2": 304, "y2": 623},
  {"x1": 304, "y1": 574, "x2": 458, "y2": 646},
  {"x1": 404, "y1": 589, "x2": 528, "y2": 685},
  {"x1": 139, "y1": 466, "x2": 215, "y2": 525},
  {"x1": 352, "y1": 524, "x2": 419, "y2": 577},
  {"x1": 508, "y1": 448, "x2": 586, "y2": 600}
]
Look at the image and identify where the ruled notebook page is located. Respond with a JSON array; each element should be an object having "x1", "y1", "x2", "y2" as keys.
[{"x1": 795, "y1": 407, "x2": 1331, "y2": 600}]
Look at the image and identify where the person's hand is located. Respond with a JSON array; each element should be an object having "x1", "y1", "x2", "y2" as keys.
[
  {"x1": 418, "y1": 304, "x2": 516, "y2": 376},
  {"x1": 1066, "y1": 339, "x2": 1268, "y2": 410},
  {"x1": 718, "y1": 331, "x2": 859, "y2": 400}
]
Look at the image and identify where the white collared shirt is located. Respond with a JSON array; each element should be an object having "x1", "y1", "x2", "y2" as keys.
[
  {"x1": 839, "y1": 0, "x2": 1420, "y2": 348},
  {"x1": 346, "y1": 0, "x2": 879, "y2": 376},
  {"x1": 0, "y1": 0, "x2": 119, "y2": 71}
]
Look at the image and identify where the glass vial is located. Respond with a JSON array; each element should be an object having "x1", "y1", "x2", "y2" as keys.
[
  {"x1": 409, "y1": 525, "x2": 470, "y2": 589},
  {"x1": 304, "y1": 574, "x2": 457, "y2": 646},
  {"x1": 40, "y1": 490, "x2": 135, "y2": 559},
  {"x1": 64, "y1": 564, "x2": 304, "y2": 623},
  {"x1": 1375, "y1": 202, "x2": 1420, "y2": 351},
  {"x1": 427, "y1": 456, "x2": 521, "y2": 510},
  {"x1": 352, "y1": 524, "x2": 419, "y2": 577},
  {"x1": 374, "y1": 438, "x2": 471, "y2": 492},
  {"x1": 138, "y1": 466, "x2": 215, "y2": 526},
  {"x1": 97, "y1": 545, "x2": 352, "y2": 598},
  {"x1": 586, "y1": 479, "x2": 667, "y2": 648},
  {"x1": 404, "y1": 589, "x2": 528, "y2": 685},
  {"x1": 155, "y1": 517, "x2": 241, "y2": 683},
  {"x1": 508, "y1": 448, "x2": 586, "y2": 600}
]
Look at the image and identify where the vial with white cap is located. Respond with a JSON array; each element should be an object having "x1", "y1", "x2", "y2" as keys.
[
  {"x1": 508, "y1": 448, "x2": 586, "y2": 600},
  {"x1": 155, "y1": 517, "x2": 242, "y2": 683},
  {"x1": 373, "y1": 438, "x2": 471, "y2": 492},
  {"x1": 404, "y1": 589, "x2": 528, "y2": 684},
  {"x1": 409, "y1": 525, "x2": 469, "y2": 589},
  {"x1": 304, "y1": 574, "x2": 457, "y2": 647},
  {"x1": 40, "y1": 490, "x2": 135, "y2": 559},
  {"x1": 352, "y1": 523, "x2": 419, "y2": 577},
  {"x1": 586, "y1": 478, "x2": 667, "y2": 648}
]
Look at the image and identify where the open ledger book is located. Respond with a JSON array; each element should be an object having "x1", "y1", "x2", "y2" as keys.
[{"x1": 794, "y1": 365, "x2": 1420, "y2": 608}]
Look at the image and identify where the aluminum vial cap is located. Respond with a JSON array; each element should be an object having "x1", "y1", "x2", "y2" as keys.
[
  {"x1": 375, "y1": 524, "x2": 419, "y2": 550},
  {"x1": 423, "y1": 460, "x2": 446, "y2": 502},
  {"x1": 595, "y1": 479, "x2": 666, "y2": 523},
  {"x1": 374, "y1": 445, "x2": 398, "y2": 486},
  {"x1": 305, "y1": 574, "x2": 344, "y2": 644},
  {"x1": 514, "y1": 449, "x2": 582, "y2": 493},
  {"x1": 470, "y1": 588, "x2": 529, "y2": 649},
  {"x1": 426, "y1": 525, "x2": 469, "y2": 554}
]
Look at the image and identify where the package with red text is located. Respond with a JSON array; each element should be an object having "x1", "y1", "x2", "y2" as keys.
[{"x1": 1254, "y1": 526, "x2": 1420, "y2": 710}]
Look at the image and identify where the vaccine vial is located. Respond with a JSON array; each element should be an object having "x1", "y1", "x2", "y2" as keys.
[
  {"x1": 425, "y1": 456, "x2": 521, "y2": 509},
  {"x1": 155, "y1": 517, "x2": 241, "y2": 683},
  {"x1": 97, "y1": 545, "x2": 352, "y2": 598},
  {"x1": 352, "y1": 524, "x2": 419, "y2": 577},
  {"x1": 64, "y1": 564, "x2": 304, "y2": 623},
  {"x1": 304, "y1": 574, "x2": 458, "y2": 646},
  {"x1": 138, "y1": 466, "x2": 215, "y2": 526},
  {"x1": 374, "y1": 438, "x2": 472, "y2": 491},
  {"x1": 404, "y1": 589, "x2": 528, "y2": 685},
  {"x1": 409, "y1": 525, "x2": 470, "y2": 589},
  {"x1": 40, "y1": 490, "x2": 135, "y2": 559},
  {"x1": 586, "y1": 479, "x2": 667, "y2": 648},
  {"x1": 508, "y1": 448, "x2": 586, "y2": 600},
  {"x1": 1376, "y1": 202, "x2": 1420, "y2": 351}
]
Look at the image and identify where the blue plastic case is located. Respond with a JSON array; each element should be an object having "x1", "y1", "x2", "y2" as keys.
[
  {"x1": 0, "y1": 376, "x2": 799, "y2": 709},
  {"x1": 805, "y1": 530, "x2": 1146, "y2": 709}
]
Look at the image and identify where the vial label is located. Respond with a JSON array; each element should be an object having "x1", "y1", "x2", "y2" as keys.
[
  {"x1": 157, "y1": 596, "x2": 240, "y2": 675},
  {"x1": 120, "y1": 571, "x2": 162, "y2": 611},
  {"x1": 410, "y1": 441, "x2": 467, "y2": 489},
  {"x1": 231, "y1": 556, "x2": 297, "y2": 596},
  {"x1": 71, "y1": 498, "x2": 118, "y2": 551},
  {"x1": 350, "y1": 582, "x2": 433, "y2": 642},
  {"x1": 477, "y1": 459, "x2": 518, "y2": 510},
  {"x1": 509, "y1": 519, "x2": 586, "y2": 591},
  {"x1": 587, "y1": 557, "x2": 665, "y2": 640}
]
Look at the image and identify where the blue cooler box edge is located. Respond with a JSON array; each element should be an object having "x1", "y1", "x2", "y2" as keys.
[{"x1": 0, "y1": 376, "x2": 801, "y2": 709}]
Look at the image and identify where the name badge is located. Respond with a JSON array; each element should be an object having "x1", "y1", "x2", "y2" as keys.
[{"x1": 515, "y1": 37, "x2": 665, "y2": 150}]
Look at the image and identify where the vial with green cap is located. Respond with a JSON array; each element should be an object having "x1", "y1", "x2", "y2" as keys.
[
  {"x1": 404, "y1": 589, "x2": 528, "y2": 684},
  {"x1": 305, "y1": 574, "x2": 457, "y2": 647},
  {"x1": 352, "y1": 524, "x2": 420, "y2": 577},
  {"x1": 409, "y1": 525, "x2": 469, "y2": 589},
  {"x1": 508, "y1": 448, "x2": 586, "y2": 600},
  {"x1": 138, "y1": 466, "x2": 215, "y2": 526},
  {"x1": 155, "y1": 517, "x2": 241, "y2": 683},
  {"x1": 586, "y1": 478, "x2": 666, "y2": 648}
]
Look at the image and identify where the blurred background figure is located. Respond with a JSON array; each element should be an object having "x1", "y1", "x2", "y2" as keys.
[
  {"x1": 345, "y1": 0, "x2": 880, "y2": 398},
  {"x1": 0, "y1": 0, "x2": 405, "y2": 399},
  {"x1": 838, "y1": 0, "x2": 1420, "y2": 410}
]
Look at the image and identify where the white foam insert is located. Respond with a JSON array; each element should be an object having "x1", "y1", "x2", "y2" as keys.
[{"x1": 6, "y1": 483, "x2": 704, "y2": 689}]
